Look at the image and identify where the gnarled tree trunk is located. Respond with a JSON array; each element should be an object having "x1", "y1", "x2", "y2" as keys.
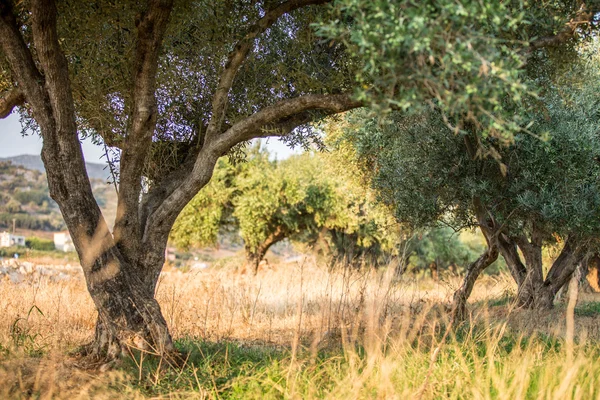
[
  {"x1": 82, "y1": 250, "x2": 174, "y2": 360},
  {"x1": 514, "y1": 235, "x2": 586, "y2": 310}
]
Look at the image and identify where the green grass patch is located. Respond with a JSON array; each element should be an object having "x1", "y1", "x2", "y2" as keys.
[
  {"x1": 117, "y1": 327, "x2": 600, "y2": 399},
  {"x1": 575, "y1": 301, "x2": 600, "y2": 317}
]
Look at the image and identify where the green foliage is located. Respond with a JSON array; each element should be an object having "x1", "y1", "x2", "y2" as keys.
[
  {"x1": 234, "y1": 152, "x2": 336, "y2": 253},
  {"x1": 171, "y1": 145, "x2": 402, "y2": 261},
  {"x1": 344, "y1": 49, "x2": 600, "y2": 247},
  {"x1": 317, "y1": 0, "x2": 576, "y2": 143},
  {"x1": 119, "y1": 330, "x2": 600, "y2": 399},
  {"x1": 27, "y1": 1, "x2": 356, "y2": 179},
  {"x1": 170, "y1": 159, "x2": 236, "y2": 249},
  {"x1": 406, "y1": 227, "x2": 482, "y2": 273},
  {"x1": 318, "y1": 121, "x2": 404, "y2": 261},
  {"x1": 9, "y1": 305, "x2": 46, "y2": 357},
  {"x1": 12, "y1": 190, "x2": 50, "y2": 207},
  {"x1": 25, "y1": 237, "x2": 55, "y2": 252},
  {"x1": 574, "y1": 302, "x2": 600, "y2": 317}
]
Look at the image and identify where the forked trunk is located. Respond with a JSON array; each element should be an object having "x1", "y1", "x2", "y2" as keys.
[{"x1": 514, "y1": 237, "x2": 585, "y2": 310}]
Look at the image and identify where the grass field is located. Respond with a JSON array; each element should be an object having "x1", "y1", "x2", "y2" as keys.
[{"x1": 2, "y1": 257, "x2": 600, "y2": 399}]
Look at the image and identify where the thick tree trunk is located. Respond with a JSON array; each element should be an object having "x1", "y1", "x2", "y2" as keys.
[
  {"x1": 451, "y1": 245, "x2": 499, "y2": 323},
  {"x1": 1, "y1": 0, "x2": 364, "y2": 368},
  {"x1": 81, "y1": 252, "x2": 174, "y2": 361},
  {"x1": 515, "y1": 236, "x2": 585, "y2": 310}
]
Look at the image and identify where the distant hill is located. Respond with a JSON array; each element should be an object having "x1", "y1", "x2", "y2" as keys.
[
  {"x1": 0, "y1": 159, "x2": 117, "y2": 233},
  {"x1": 0, "y1": 154, "x2": 111, "y2": 181}
]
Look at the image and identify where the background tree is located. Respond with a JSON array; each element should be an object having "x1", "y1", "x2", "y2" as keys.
[
  {"x1": 344, "y1": 58, "x2": 600, "y2": 318},
  {"x1": 172, "y1": 146, "x2": 402, "y2": 273},
  {"x1": 404, "y1": 227, "x2": 486, "y2": 281},
  {"x1": 0, "y1": 0, "x2": 596, "y2": 360}
]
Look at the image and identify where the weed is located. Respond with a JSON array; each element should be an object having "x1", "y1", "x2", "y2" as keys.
[{"x1": 10, "y1": 305, "x2": 46, "y2": 356}]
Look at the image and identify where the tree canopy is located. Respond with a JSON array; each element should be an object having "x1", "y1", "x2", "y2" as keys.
[
  {"x1": 171, "y1": 146, "x2": 402, "y2": 272},
  {"x1": 343, "y1": 38, "x2": 600, "y2": 314}
]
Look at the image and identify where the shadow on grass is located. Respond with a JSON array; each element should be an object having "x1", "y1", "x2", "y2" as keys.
[{"x1": 121, "y1": 339, "x2": 297, "y2": 397}]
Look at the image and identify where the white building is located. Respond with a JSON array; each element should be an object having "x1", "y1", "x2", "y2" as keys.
[
  {"x1": 0, "y1": 231, "x2": 25, "y2": 247},
  {"x1": 54, "y1": 232, "x2": 75, "y2": 252}
]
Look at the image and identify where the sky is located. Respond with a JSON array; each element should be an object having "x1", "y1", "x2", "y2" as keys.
[{"x1": 0, "y1": 113, "x2": 300, "y2": 163}]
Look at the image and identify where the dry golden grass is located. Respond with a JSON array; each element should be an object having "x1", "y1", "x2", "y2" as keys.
[
  {"x1": 2, "y1": 256, "x2": 600, "y2": 399},
  {"x1": 0, "y1": 256, "x2": 506, "y2": 349}
]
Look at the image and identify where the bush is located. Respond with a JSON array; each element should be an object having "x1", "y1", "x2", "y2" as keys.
[
  {"x1": 25, "y1": 237, "x2": 56, "y2": 251},
  {"x1": 0, "y1": 213, "x2": 65, "y2": 231},
  {"x1": 13, "y1": 190, "x2": 51, "y2": 207}
]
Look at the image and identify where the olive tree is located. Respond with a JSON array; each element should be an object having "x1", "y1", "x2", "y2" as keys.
[
  {"x1": 0, "y1": 0, "x2": 594, "y2": 360},
  {"x1": 346, "y1": 70, "x2": 600, "y2": 319},
  {"x1": 0, "y1": 0, "x2": 360, "y2": 361},
  {"x1": 172, "y1": 150, "x2": 338, "y2": 274},
  {"x1": 172, "y1": 147, "x2": 401, "y2": 273}
]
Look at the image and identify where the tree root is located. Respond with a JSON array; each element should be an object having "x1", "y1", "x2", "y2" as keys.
[{"x1": 69, "y1": 330, "x2": 187, "y2": 371}]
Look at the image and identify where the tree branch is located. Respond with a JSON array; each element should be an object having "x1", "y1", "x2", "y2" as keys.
[
  {"x1": 204, "y1": 0, "x2": 332, "y2": 143},
  {"x1": 528, "y1": 3, "x2": 599, "y2": 53},
  {"x1": 213, "y1": 93, "x2": 362, "y2": 154},
  {"x1": 544, "y1": 236, "x2": 587, "y2": 294},
  {"x1": 31, "y1": 0, "x2": 77, "y2": 131},
  {"x1": 141, "y1": 92, "x2": 362, "y2": 269},
  {"x1": 114, "y1": 0, "x2": 174, "y2": 264},
  {"x1": 0, "y1": 88, "x2": 25, "y2": 118},
  {"x1": 0, "y1": 1, "x2": 50, "y2": 123},
  {"x1": 498, "y1": 234, "x2": 527, "y2": 286}
]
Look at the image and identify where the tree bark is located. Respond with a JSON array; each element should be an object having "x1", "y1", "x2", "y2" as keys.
[
  {"x1": 245, "y1": 227, "x2": 287, "y2": 275},
  {"x1": 0, "y1": 0, "x2": 362, "y2": 365},
  {"x1": 514, "y1": 228, "x2": 545, "y2": 308},
  {"x1": 451, "y1": 244, "x2": 499, "y2": 323},
  {"x1": 450, "y1": 185, "x2": 503, "y2": 324},
  {"x1": 497, "y1": 234, "x2": 526, "y2": 287},
  {"x1": 0, "y1": 0, "x2": 176, "y2": 363},
  {"x1": 81, "y1": 249, "x2": 174, "y2": 361},
  {"x1": 515, "y1": 235, "x2": 585, "y2": 310}
]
